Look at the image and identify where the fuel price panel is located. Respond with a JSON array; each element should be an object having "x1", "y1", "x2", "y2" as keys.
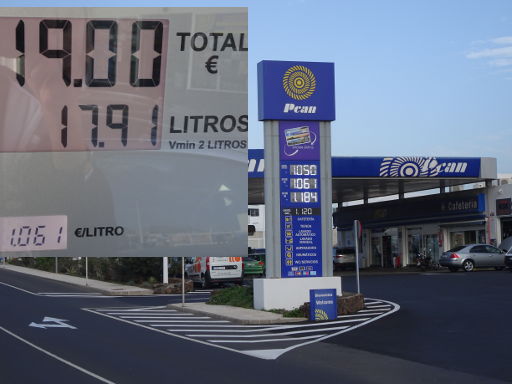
[{"x1": 281, "y1": 162, "x2": 321, "y2": 207}]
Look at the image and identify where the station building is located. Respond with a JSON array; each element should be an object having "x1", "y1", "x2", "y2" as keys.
[{"x1": 248, "y1": 149, "x2": 508, "y2": 268}]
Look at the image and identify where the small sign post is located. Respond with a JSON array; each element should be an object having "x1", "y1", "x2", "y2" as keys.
[
  {"x1": 309, "y1": 288, "x2": 337, "y2": 321},
  {"x1": 354, "y1": 220, "x2": 361, "y2": 294}
]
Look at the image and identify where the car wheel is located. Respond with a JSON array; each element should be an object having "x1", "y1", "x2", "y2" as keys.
[
  {"x1": 462, "y1": 260, "x2": 475, "y2": 272},
  {"x1": 202, "y1": 272, "x2": 211, "y2": 289},
  {"x1": 494, "y1": 267, "x2": 505, "y2": 271},
  {"x1": 448, "y1": 267, "x2": 458, "y2": 272}
]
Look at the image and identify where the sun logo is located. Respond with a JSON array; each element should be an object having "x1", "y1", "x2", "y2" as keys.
[
  {"x1": 314, "y1": 309, "x2": 329, "y2": 321},
  {"x1": 282, "y1": 65, "x2": 316, "y2": 100}
]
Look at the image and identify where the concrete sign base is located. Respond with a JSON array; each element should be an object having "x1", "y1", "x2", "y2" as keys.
[{"x1": 253, "y1": 276, "x2": 342, "y2": 311}]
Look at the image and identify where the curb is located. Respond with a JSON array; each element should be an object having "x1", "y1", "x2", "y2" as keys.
[
  {"x1": 167, "y1": 303, "x2": 307, "y2": 325},
  {"x1": 1, "y1": 264, "x2": 153, "y2": 296}
]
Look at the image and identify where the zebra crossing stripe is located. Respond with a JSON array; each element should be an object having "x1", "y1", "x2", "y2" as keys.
[
  {"x1": 165, "y1": 317, "x2": 371, "y2": 334},
  {"x1": 85, "y1": 297, "x2": 400, "y2": 360},
  {"x1": 187, "y1": 326, "x2": 351, "y2": 338},
  {"x1": 209, "y1": 334, "x2": 326, "y2": 344},
  {"x1": 119, "y1": 316, "x2": 211, "y2": 319}
]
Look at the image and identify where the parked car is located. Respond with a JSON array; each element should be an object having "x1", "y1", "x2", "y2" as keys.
[
  {"x1": 243, "y1": 255, "x2": 265, "y2": 277},
  {"x1": 184, "y1": 256, "x2": 243, "y2": 288},
  {"x1": 244, "y1": 248, "x2": 265, "y2": 277},
  {"x1": 439, "y1": 244, "x2": 506, "y2": 272},
  {"x1": 498, "y1": 237, "x2": 512, "y2": 272},
  {"x1": 333, "y1": 247, "x2": 356, "y2": 270}
]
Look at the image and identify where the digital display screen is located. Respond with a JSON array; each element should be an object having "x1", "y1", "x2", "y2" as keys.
[
  {"x1": 289, "y1": 164, "x2": 318, "y2": 176},
  {"x1": 290, "y1": 177, "x2": 318, "y2": 190},
  {"x1": 0, "y1": 8, "x2": 248, "y2": 260},
  {"x1": 0, "y1": 17, "x2": 169, "y2": 152},
  {"x1": 290, "y1": 191, "x2": 318, "y2": 203},
  {"x1": 0, "y1": 215, "x2": 67, "y2": 252}
]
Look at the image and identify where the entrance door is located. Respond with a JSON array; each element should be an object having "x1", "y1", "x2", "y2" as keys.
[
  {"x1": 423, "y1": 234, "x2": 440, "y2": 264},
  {"x1": 382, "y1": 236, "x2": 393, "y2": 268},
  {"x1": 408, "y1": 233, "x2": 421, "y2": 265},
  {"x1": 371, "y1": 236, "x2": 382, "y2": 267}
]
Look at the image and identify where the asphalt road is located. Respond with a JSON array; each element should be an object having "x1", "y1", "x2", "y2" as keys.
[
  {"x1": 1, "y1": 267, "x2": 510, "y2": 384},
  {"x1": 338, "y1": 270, "x2": 512, "y2": 382}
]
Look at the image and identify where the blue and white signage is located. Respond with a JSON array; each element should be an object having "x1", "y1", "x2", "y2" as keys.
[
  {"x1": 280, "y1": 121, "x2": 322, "y2": 278},
  {"x1": 332, "y1": 156, "x2": 482, "y2": 178},
  {"x1": 258, "y1": 60, "x2": 335, "y2": 121},
  {"x1": 309, "y1": 289, "x2": 337, "y2": 321}
]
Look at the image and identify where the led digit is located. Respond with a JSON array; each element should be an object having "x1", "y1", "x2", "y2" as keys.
[
  {"x1": 39, "y1": 19, "x2": 72, "y2": 86},
  {"x1": 15, "y1": 20, "x2": 24, "y2": 86},
  {"x1": 107, "y1": 104, "x2": 129, "y2": 146},
  {"x1": 80, "y1": 104, "x2": 99, "y2": 147},
  {"x1": 130, "y1": 21, "x2": 163, "y2": 87},
  {"x1": 85, "y1": 20, "x2": 118, "y2": 87}
]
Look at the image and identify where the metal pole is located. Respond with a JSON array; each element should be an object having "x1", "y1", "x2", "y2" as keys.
[
  {"x1": 163, "y1": 257, "x2": 169, "y2": 284},
  {"x1": 85, "y1": 257, "x2": 89, "y2": 287},
  {"x1": 55, "y1": 257, "x2": 58, "y2": 274},
  {"x1": 181, "y1": 256, "x2": 185, "y2": 307},
  {"x1": 354, "y1": 220, "x2": 360, "y2": 294}
]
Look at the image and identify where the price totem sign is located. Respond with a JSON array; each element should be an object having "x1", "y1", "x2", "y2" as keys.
[
  {"x1": 258, "y1": 60, "x2": 335, "y2": 279},
  {"x1": 279, "y1": 121, "x2": 322, "y2": 277}
]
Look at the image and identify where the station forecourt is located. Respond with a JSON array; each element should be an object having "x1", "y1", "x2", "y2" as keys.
[{"x1": 248, "y1": 149, "x2": 509, "y2": 269}]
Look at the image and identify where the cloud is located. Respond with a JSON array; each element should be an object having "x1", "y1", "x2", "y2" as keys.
[
  {"x1": 467, "y1": 36, "x2": 512, "y2": 69},
  {"x1": 491, "y1": 36, "x2": 512, "y2": 45},
  {"x1": 489, "y1": 58, "x2": 512, "y2": 67},
  {"x1": 466, "y1": 46, "x2": 512, "y2": 59}
]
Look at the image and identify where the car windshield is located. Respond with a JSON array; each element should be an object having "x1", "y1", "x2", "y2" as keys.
[{"x1": 498, "y1": 236, "x2": 512, "y2": 252}]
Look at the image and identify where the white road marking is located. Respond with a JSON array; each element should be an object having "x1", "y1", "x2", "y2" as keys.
[
  {"x1": 85, "y1": 297, "x2": 400, "y2": 361},
  {"x1": 111, "y1": 306, "x2": 168, "y2": 311},
  {"x1": 163, "y1": 317, "x2": 370, "y2": 334},
  {"x1": 154, "y1": 324, "x2": 268, "y2": 328},
  {"x1": 0, "y1": 281, "x2": 37, "y2": 295},
  {"x1": 0, "y1": 325, "x2": 115, "y2": 384},
  {"x1": 128, "y1": 315, "x2": 211, "y2": 323},
  {"x1": 208, "y1": 334, "x2": 326, "y2": 343},
  {"x1": 119, "y1": 316, "x2": 211, "y2": 320},
  {"x1": 169, "y1": 319, "x2": 369, "y2": 333},
  {"x1": 135, "y1": 319, "x2": 230, "y2": 323},
  {"x1": 105, "y1": 312, "x2": 191, "y2": 316},
  {"x1": 29, "y1": 317, "x2": 77, "y2": 330},
  {"x1": 336, "y1": 313, "x2": 379, "y2": 319},
  {"x1": 188, "y1": 326, "x2": 351, "y2": 338},
  {"x1": 357, "y1": 309, "x2": 388, "y2": 313},
  {"x1": 38, "y1": 292, "x2": 102, "y2": 296}
]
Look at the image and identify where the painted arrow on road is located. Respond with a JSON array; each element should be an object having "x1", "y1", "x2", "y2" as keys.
[{"x1": 29, "y1": 317, "x2": 77, "y2": 330}]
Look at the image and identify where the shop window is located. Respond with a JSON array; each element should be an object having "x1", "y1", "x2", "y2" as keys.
[{"x1": 464, "y1": 231, "x2": 477, "y2": 244}]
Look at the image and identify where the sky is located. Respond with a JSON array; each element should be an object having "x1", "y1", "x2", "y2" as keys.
[{"x1": 2, "y1": 0, "x2": 512, "y2": 172}]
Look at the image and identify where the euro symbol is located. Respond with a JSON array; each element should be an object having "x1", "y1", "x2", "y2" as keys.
[{"x1": 205, "y1": 55, "x2": 218, "y2": 74}]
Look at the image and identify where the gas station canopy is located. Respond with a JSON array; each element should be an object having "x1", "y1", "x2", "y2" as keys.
[{"x1": 249, "y1": 149, "x2": 497, "y2": 204}]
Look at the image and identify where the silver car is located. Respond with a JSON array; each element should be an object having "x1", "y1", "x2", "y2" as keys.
[
  {"x1": 439, "y1": 244, "x2": 506, "y2": 272},
  {"x1": 333, "y1": 247, "x2": 356, "y2": 270}
]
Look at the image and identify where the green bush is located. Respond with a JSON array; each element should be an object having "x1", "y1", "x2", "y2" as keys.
[{"x1": 207, "y1": 286, "x2": 254, "y2": 308}]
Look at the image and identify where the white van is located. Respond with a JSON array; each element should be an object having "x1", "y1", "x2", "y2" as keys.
[{"x1": 184, "y1": 256, "x2": 243, "y2": 288}]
